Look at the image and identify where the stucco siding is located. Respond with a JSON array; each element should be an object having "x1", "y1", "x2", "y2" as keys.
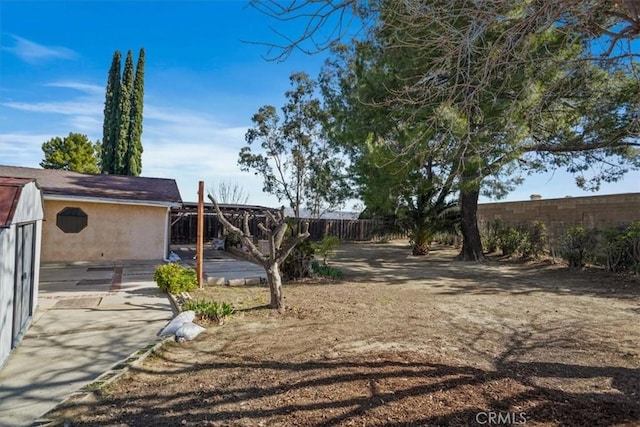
[{"x1": 41, "y1": 200, "x2": 168, "y2": 262}]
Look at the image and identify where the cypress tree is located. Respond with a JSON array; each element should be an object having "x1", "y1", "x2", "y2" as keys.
[
  {"x1": 115, "y1": 50, "x2": 134, "y2": 174},
  {"x1": 102, "y1": 51, "x2": 121, "y2": 174},
  {"x1": 125, "y1": 48, "x2": 145, "y2": 176}
]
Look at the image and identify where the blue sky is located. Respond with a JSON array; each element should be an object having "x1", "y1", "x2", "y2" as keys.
[{"x1": 1, "y1": 1, "x2": 638, "y2": 207}]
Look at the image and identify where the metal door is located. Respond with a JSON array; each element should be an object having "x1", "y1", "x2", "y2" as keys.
[{"x1": 12, "y1": 222, "x2": 35, "y2": 348}]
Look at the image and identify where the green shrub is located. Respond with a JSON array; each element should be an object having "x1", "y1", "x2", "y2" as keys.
[
  {"x1": 281, "y1": 237, "x2": 315, "y2": 280},
  {"x1": 559, "y1": 226, "x2": 598, "y2": 268},
  {"x1": 482, "y1": 219, "x2": 502, "y2": 253},
  {"x1": 154, "y1": 263, "x2": 198, "y2": 294},
  {"x1": 488, "y1": 220, "x2": 547, "y2": 258},
  {"x1": 602, "y1": 222, "x2": 640, "y2": 273},
  {"x1": 433, "y1": 232, "x2": 459, "y2": 246},
  {"x1": 224, "y1": 231, "x2": 241, "y2": 249},
  {"x1": 311, "y1": 261, "x2": 344, "y2": 279},
  {"x1": 311, "y1": 236, "x2": 341, "y2": 266},
  {"x1": 183, "y1": 299, "x2": 235, "y2": 325},
  {"x1": 522, "y1": 221, "x2": 548, "y2": 258},
  {"x1": 498, "y1": 226, "x2": 523, "y2": 256}
]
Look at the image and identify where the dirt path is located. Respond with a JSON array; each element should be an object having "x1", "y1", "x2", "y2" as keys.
[{"x1": 49, "y1": 241, "x2": 640, "y2": 426}]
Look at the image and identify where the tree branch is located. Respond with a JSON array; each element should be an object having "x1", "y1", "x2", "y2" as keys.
[
  {"x1": 524, "y1": 140, "x2": 640, "y2": 154},
  {"x1": 276, "y1": 221, "x2": 310, "y2": 265},
  {"x1": 207, "y1": 194, "x2": 268, "y2": 265}
]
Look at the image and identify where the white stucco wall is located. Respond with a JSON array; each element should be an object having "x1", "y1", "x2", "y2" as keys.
[{"x1": 41, "y1": 200, "x2": 169, "y2": 263}]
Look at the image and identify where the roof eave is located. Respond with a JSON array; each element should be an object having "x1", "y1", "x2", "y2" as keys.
[{"x1": 44, "y1": 194, "x2": 181, "y2": 208}]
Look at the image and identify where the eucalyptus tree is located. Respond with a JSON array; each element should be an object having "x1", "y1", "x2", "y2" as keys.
[{"x1": 240, "y1": 72, "x2": 351, "y2": 218}]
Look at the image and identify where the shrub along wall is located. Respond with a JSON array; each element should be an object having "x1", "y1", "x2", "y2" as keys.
[{"x1": 477, "y1": 193, "x2": 640, "y2": 245}]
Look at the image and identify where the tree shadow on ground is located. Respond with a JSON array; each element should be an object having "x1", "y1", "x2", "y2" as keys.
[
  {"x1": 331, "y1": 242, "x2": 640, "y2": 299},
  {"x1": 48, "y1": 331, "x2": 639, "y2": 426}
]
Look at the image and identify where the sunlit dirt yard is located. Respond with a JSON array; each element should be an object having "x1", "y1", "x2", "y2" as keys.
[{"x1": 50, "y1": 241, "x2": 640, "y2": 426}]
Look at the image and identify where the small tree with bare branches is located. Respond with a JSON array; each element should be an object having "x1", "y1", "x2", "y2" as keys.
[{"x1": 208, "y1": 194, "x2": 309, "y2": 313}]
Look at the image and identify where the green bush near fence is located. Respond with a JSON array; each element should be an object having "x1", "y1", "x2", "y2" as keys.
[
  {"x1": 311, "y1": 236, "x2": 341, "y2": 266},
  {"x1": 559, "y1": 226, "x2": 598, "y2": 269},
  {"x1": 600, "y1": 222, "x2": 640, "y2": 273},
  {"x1": 558, "y1": 223, "x2": 640, "y2": 272},
  {"x1": 482, "y1": 220, "x2": 548, "y2": 258},
  {"x1": 154, "y1": 263, "x2": 198, "y2": 294}
]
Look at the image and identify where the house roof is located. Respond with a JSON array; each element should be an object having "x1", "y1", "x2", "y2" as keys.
[
  {"x1": 0, "y1": 165, "x2": 182, "y2": 206},
  {"x1": 0, "y1": 177, "x2": 35, "y2": 228}
]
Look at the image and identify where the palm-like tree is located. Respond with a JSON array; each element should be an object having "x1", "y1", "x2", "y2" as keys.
[{"x1": 402, "y1": 185, "x2": 460, "y2": 256}]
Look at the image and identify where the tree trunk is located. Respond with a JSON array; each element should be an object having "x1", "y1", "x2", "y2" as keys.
[
  {"x1": 459, "y1": 189, "x2": 485, "y2": 261},
  {"x1": 412, "y1": 242, "x2": 429, "y2": 256},
  {"x1": 267, "y1": 263, "x2": 285, "y2": 313}
]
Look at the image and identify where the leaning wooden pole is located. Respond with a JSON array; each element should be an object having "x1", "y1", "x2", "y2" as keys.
[{"x1": 196, "y1": 181, "x2": 204, "y2": 288}]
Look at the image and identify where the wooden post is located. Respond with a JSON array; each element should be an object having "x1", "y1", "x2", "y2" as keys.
[{"x1": 196, "y1": 181, "x2": 204, "y2": 288}]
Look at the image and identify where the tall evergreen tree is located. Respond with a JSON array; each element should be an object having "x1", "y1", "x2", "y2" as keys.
[
  {"x1": 115, "y1": 50, "x2": 135, "y2": 174},
  {"x1": 101, "y1": 51, "x2": 121, "y2": 174},
  {"x1": 125, "y1": 48, "x2": 145, "y2": 176},
  {"x1": 102, "y1": 49, "x2": 145, "y2": 175}
]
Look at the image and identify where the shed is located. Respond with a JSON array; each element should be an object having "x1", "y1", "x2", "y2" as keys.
[
  {"x1": 0, "y1": 166, "x2": 182, "y2": 263},
  {"x1": 0, "y1": 177, "x2": 44, "y2": 368}
]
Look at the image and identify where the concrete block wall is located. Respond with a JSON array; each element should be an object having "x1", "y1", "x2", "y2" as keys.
[{"x1": 477, "y1": 193, "x2": 640, "y2": 242}]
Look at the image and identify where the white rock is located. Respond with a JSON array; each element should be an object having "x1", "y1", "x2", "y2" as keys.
[
  {"x1": 175, "y1": 322, "x2": 206, "y2": 341},
  {"x1": 158, "y1": 310, "x2": 196, "y2": 336}
]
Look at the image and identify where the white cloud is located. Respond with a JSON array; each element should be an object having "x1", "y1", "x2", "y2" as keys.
[
  {"x1": 0, "y1": 133, "x2": 50, "y2": 167},
  {"x1": 67, "y1": 116, "x2": 102, "y2": 135},
  {"x1": 0, "y1": 87, "x2": 281, "y2": 206},
  {"x1": 4, "y1": 35, "x2": 77, "y2": 64},
  {"x1": 139, "y1": 105, "x2": 279, "y2": 205},
  {"x1": 3, "y1": 100, "x2": 102, "y2": 116},
  {"x1": 2, "y1": 81, "x2": 104, "y2": 138},
  {"x1": 45, "y1": 82, "x2": 103, "y2": 96}
]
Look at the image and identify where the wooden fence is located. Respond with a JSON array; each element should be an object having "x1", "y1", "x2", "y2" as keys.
[
  {"x1": 170, "y1": 213, "x2": 405, "y2": 244},
  {"x1": 297, "y1": 218, "x2": 405, "y2": 241}
]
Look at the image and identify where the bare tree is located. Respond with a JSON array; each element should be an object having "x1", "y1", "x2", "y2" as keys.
[
  {"x1": 208, "y1": 194, "x2": 309, "y2": 313},
  {"x1": 208, "y1": 180, "x2": 250, "y2": 205}
]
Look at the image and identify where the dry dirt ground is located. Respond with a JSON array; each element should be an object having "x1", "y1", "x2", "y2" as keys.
[{"x1": 49, "y1": 241, "x2": 640, "y2": 426}]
